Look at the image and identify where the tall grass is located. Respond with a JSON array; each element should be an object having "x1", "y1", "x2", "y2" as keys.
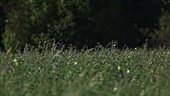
[{"x1": 0, "y1": 45, "x2": 170, "y2": 96}]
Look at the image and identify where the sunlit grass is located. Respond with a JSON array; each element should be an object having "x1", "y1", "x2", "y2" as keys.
[{"x1": 0, "y1": 45, "x2": 170, "y2": 96}]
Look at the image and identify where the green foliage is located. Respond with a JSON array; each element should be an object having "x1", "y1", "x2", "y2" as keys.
[
  {"x1": 2, "y1": 0, "x2": 31, "y2": 51},
  {"x1": 151, "y1": 12, "x2": 170, "y2": 47},
  {"x1": 3, "y1": 0, "x2": 92, "y2": 51},
  {"x1": 0, "y1": 46, "x2": 170, "y2": 96}
]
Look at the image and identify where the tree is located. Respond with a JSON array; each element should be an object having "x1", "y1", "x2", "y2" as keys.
[
  {"x1": 2, "y1": 0, "x2": 94, "y2": 51},
  {"x1": 149, "y1": 12, "x2": 170, "y2": 47},
  {"x1": 2, "y1": 0, "x2": 169, "y2": 51},
  {"x1": 141, "y1": 0, "x2": 170, "y2": 48},
  {"x1": 0, "y1": 5, "x2": 6, "y2": 50}
]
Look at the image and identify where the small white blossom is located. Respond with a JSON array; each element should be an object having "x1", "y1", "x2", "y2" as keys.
[
  {"x1": 74, "y1": 62, "x2": 78, "y2": 65},
  {"x1": 114, "y1": 87, "x2": 118, "y2": 91},
  {"x1": 127, "y1": 69, "x2": 130, "y2": 73},
  {"x1": 117, "y1": 66, "x2": 121, "y2": 70}
]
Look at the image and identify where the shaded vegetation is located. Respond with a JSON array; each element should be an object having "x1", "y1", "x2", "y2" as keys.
[{"x1": 0, "y1": 0, "x2": 170, "y2": 51}]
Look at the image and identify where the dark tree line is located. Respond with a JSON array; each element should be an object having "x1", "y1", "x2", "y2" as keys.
[
  {"x1": 0, "y1": 6, "x2": 5, "y2": 50},
  {"x1": 0, "y1": 0, "x2": 170, "y2": 51}
]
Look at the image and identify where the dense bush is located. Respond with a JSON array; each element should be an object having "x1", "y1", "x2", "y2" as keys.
[
  {"x1": 149, "y1": 12, "x2": 170, "y2": 47},
  {"x1": 0, "y1": 46, "x2": 170, "y2": 96},
  {"x1": 140, "y1": 1, "x2": 170, "y2": 48},
  {"x1": 2, "y1": 0, "x2": 95, "y2": 51}
]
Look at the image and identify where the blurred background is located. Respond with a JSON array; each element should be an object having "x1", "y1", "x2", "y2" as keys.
[{"x1": 0, "y1": 0, "x2": 170, "y2": 51}]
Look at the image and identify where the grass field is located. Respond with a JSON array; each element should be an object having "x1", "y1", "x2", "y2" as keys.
[{"x1": 0, "y1": 45, "x2": 170, "y2": 96}]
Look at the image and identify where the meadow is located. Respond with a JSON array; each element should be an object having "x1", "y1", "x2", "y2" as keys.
[{"x1": 0, "y1": 45, "x2": 170, "y2": 96}]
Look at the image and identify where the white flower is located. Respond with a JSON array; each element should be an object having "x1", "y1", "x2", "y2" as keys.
[
  {"x1": 127, "y1": 69, "x2": 130, "y2": 73},
  {"x1": 113, "y1": 87, "x2": 118, "y2": 91},
  {"x1": 117, "y1": 66, "x2": 121, "y2": 70},
  {"x1": 74, "y1": 62, "x2": 78, "y2": 65}
]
